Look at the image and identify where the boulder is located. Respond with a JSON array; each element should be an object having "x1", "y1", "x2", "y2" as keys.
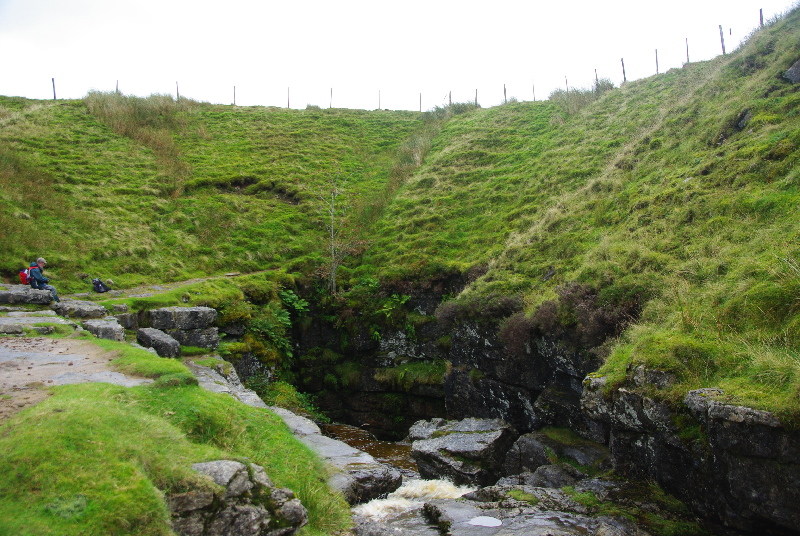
[
  {"x1": 82, "y1": 318, "x2": 125, "y2": 342},
  {"x1": 150, "y1": 306, "x2": 217, "y2": 330},
  {"x1": 785, "y1": 59, "x2": 800, "y2": 84},
  {"x1": 166, "y1": 327, "x2": 220, "y2": 349},
  {"x1": 0, "y1": 285, "x2": 53, "y2": 305},
  {"x1": 496, "y1": 464, "x2": 585, "y2": 488},
  {"x1": 503, "y1": 430, "x2": 609, "y2": 477},
  {"x1": 52, "y1": 300, "x2": 108, "y2": 319},
  {"x1": 137, "y1": 327, "x2": 181, "y2": 358},
  {"x1": 410, "y1": 418, "x2": 519, "y2": 486},
  {"x1": 168, "y1": 460, "x2": 308, "y2": 536}
]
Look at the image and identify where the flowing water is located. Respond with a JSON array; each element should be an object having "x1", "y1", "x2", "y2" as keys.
[{"x1": 323, "y1": 422, "x2": 475, "y2": 528}]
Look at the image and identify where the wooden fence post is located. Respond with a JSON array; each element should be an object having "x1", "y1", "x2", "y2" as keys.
[
  {"x1": 719, "y1": 25, "x2": 726, "y2": 54},
  {"x1": 234, "y1": 86, "x2": 236, "y2": 106},
  {"x1": 176, "y1": 82, "x2": 179, "y2": 100},
  {"x1": 330, "y1": 88, "x2": 333, "y2": 109},
  {"x1": 378, "y1": 90, "x2": 381, "y2": 110},
  {"x1": 449, "y1": 91, "x2": 452, "y2": 105},
  {"x1": 760, "y1": 8, "x2": 764, "y2": 27},
  {"x1": 532, "y1": 82, "x2": 535, "y2": 102},
  {"x1": 116, "y1": 80, "x2": 119, "y2": 94},
  {"x1": 565, "y1": 77, "x2": 568, "y2": 91},
  {"x1": 287, "y1": 87, "x2": 290, "y2": 109},
  {"x1": 419, "y1": 93, "x2": 421, "y2": 112},
  {"x1": 621, "y1": 58, "x2": 627, "y2": 83},
  {"x1": 504, "y1": 84, "x2": 507, "y2": 103},
  {"x1": 686, "y1": 38, "x2": 690, "y2": 64},
  {"x1": 656, "y1": 49, "x2": 659, "y2": 74},
  {"x1": 475, "y1": 89, "x2": 477, "y2": 106},
  {"x1": 52, "y1": 78, "x2": 56, "y2": 100}
]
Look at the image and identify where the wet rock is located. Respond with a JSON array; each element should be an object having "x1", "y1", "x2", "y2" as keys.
[
  {"x1": 411, "y1": 418, "x2": 519, "y2": 486},
  {"x1": 503, "y1": 430, "x2": 609, "y2": 476},
  {"x1": 82, "y1": 318, "x2": 125, "y2": 342},
  {"x1": 168, "y1": 460, "x2": 308, "y2": 536},
  {"x1": 585, "y1": 378, "x2": 800, "y2": 533},
  {"x1": 496, "y1": 464, "x2": 586, "y2": 488},
  {"x1": 136, "y1": 327, "x2": 180, "y2": 357},
  {"x1": 150, "y1": 306, "x2": 217, "y2": 330}
]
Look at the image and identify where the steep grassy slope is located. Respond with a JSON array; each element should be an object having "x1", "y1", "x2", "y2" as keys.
[
  {"x1": 362, "y1": 10, "x2": 800, "y2": 418},
  {"x1": 0, "y1": 97, "x2": 422, "y2": 289}
]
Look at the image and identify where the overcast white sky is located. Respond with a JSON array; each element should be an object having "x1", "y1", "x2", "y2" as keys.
[{"x1": 0, "y1": 0, "x2": 794, "y2": 111}]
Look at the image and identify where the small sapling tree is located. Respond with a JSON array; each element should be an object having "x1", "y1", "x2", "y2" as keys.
[{"x1": 307, "y1": 171, "x2": 368, "y2": 294}]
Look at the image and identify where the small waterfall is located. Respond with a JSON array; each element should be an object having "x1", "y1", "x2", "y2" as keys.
[{"x1": 353, "y1": 479, "x2": 475, "y2": 522}]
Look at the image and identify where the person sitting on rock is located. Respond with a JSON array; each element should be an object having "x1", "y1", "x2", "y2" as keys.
[{"x1": 29, "y1": 257, "x2": 60, "y2": 303}]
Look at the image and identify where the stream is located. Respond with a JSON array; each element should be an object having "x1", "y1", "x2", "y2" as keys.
[{"x1": 323, "y1": 423, "x2": 476, "y2": 533}]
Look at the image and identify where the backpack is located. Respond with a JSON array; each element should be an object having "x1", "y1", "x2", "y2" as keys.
[
  {"x1": 19, "y1": 268, "x2": 29, "y2": 285},
  {"x1": 92, "y1": 278, "x2": 110, "y2": 293}
]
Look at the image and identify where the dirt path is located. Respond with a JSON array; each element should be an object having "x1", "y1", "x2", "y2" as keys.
[{"x1": 0, "y1": 336, "x2": 151, "y2": 423}]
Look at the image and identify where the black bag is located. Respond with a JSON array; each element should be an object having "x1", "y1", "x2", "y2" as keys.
[{"x1": 92, "y1": 278, "x2": 110, "y2": 293}]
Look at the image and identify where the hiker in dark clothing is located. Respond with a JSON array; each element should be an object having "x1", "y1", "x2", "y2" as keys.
[{"x1": 29, "y1": 257, "x2": 60, "y2": 302}]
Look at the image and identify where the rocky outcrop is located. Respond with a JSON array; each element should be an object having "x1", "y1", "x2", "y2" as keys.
[
  {"x1": 188, "y1": 359, "x2": 402, "y2": 505},
  {"x1": 168, "y1": 460, "x2": 308, "y2": 536},
  {"x1": 137, "y1": 327, "x2": 181, "y2": 357},
  {"x1": 0, "y1": 285, "x2": 53, "y2": 305},
  {"x1": 410, "y1": 418, "x2": 519, "y2": 486},
  {"x1": 582, "y1": 372, "x2": 800, "y2": 534},
  {"x1": 150, "y1": 306, "x2": 219, "y2": 349}
]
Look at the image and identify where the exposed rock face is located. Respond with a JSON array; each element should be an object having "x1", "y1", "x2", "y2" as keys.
[
  {"x1": 82, "y1": 318, "x2": 125, "y2": 342},
  {"x1": 168, "y1": 460, "x2": 308, "y2": 536},
  {"x1": 136, "y1": 327, "x2": 181, "y2": 357},
  {"x1": 583, "y1": 375, "x2": 800, "y2": 534},
  {"x1": 445, "y1": 322, "x2": 602, "y2": 437},
  {"x1": 0, "y1": 285, "x2": 53, "y2": 305},
  {"x1": 410, "y1": 418, "x2": 519, "y2": 486}
]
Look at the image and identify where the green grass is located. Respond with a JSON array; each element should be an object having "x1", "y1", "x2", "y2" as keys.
[
  {"x1": 0, "y1": 337, "x2": 351, "y2": 536},
  {"x1": 2, "y1": 7, "x2": 800, "y2": 426}
]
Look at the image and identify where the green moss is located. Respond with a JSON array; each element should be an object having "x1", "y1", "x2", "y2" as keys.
[{"x1": 507, "y1": 489, "x2": 539, "y2": 505}]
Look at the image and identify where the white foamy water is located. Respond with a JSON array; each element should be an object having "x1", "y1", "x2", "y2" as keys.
[{"x1": 353, "y1": 479, "x2": 476, "y2": 522}]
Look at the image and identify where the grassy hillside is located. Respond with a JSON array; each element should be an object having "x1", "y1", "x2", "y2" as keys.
[
  {"x1": 1, "y1": 7, "x2": 799, "y2": 425},
  {"x1": 363, "y1": 9, "x2": 800, "y2": 419},
  {"x1": 0, "y1": 96, "x2": 423, "y2": 288}
]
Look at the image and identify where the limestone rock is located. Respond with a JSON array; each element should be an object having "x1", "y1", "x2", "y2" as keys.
[
  {"x1": 169, "y1": 460, "x2": 308, "y2": 536},
  {"x1": 150, "y1": 306, "x2": 217, "y2": 330},
  {"x1": 0, "y1": 285, "x2": 53, "y2": 305},
  {"x1": 82, "y1": 318, "x2": 125, "y2": 342},
  {"x1": 166, "y1": 327, "x2": 220, "y2": 349},
  {"x1": 137, "y1": 327, "x2": 181, "y2": 357},
  {"x1": 503, "y1": 430, "x2": 609, "y2": 476},
  {"x1": 52, "y1": 300, "x2": 108, "y2": 319},
  {"x1": 410, "y1": 417, "x2": 519, "y2": 486}
]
